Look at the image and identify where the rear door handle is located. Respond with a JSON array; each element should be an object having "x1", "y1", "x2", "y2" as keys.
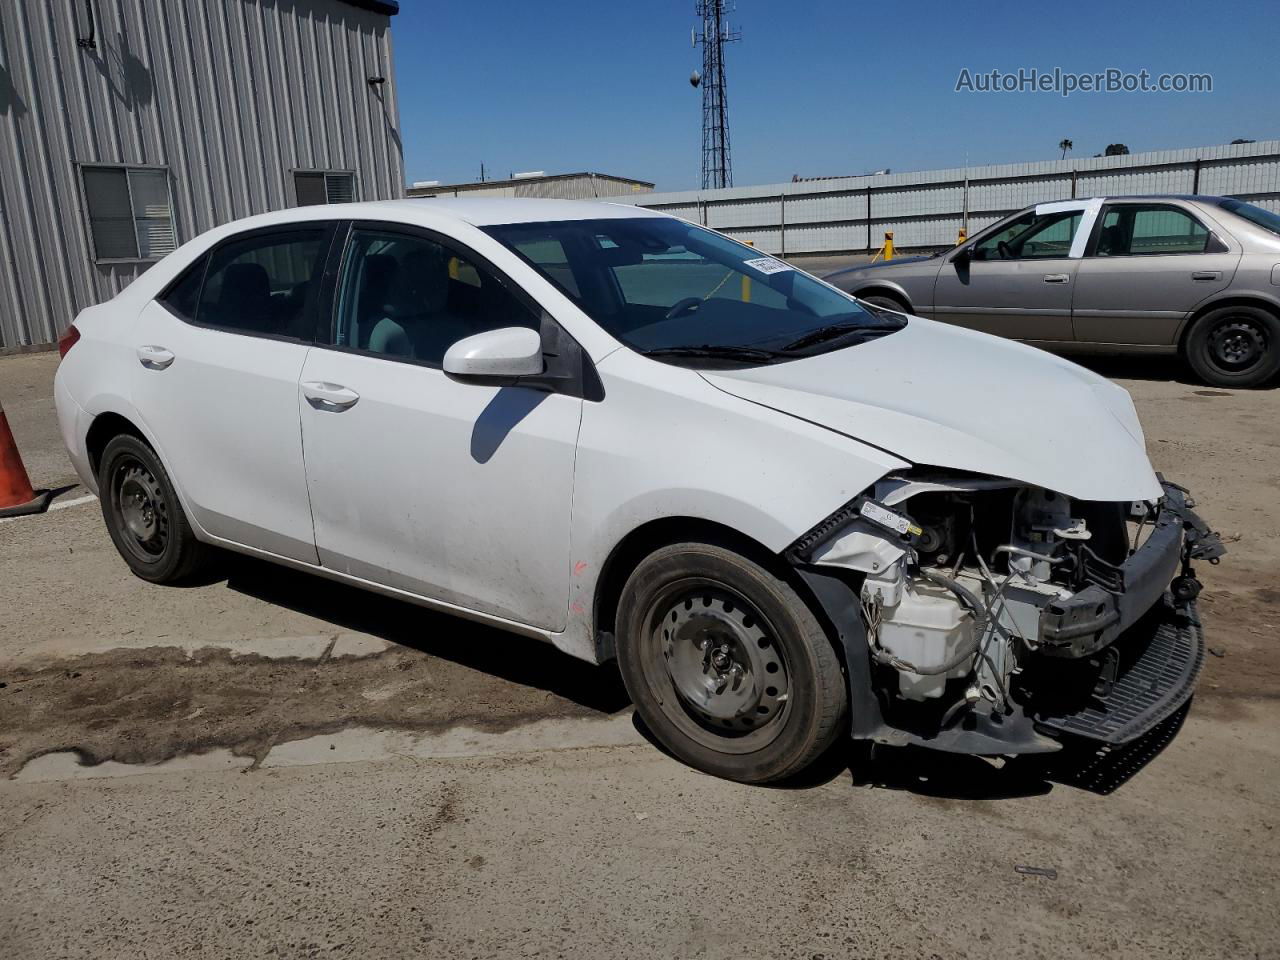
[
  {"x1": 301, "y1": 381, "x2": 360, "y2": 410},
  {"x1": 1192, "y1": 271, "x2": 1221, "y2": 281},
  {"x1": 1042, "y1": 274, "x2": 1070, "y2": 284},
  {"x1": 136, "y1": 345, "x2": 175, "y2": 369}
]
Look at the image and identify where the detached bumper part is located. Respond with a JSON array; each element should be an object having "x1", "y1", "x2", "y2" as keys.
[
  {"x1": 1038, "y1": 481, "x2": 1221, "y2": 658},
  {"x1": 1033, "y1": 601, "x2": 1204, "y2": 745}
]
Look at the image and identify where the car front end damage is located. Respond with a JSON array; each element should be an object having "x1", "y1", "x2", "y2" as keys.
[{"x1": 790, "y1": 473, "x2": 1225, "y2": 756}]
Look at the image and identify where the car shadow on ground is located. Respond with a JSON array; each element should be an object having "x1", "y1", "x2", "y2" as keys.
[
  {"x1": 1055, "y1": 352, "x2": 1194, "y2": 384},
  {"x1": 218, "y1": 553, "x2": 631, "y2": 716},
  {"x1": 633, "y1": 702, "x2": 1191, "y2": 800},
  {"x1": 216, "y1": 552, "x2": 1187, "y2": 798}
]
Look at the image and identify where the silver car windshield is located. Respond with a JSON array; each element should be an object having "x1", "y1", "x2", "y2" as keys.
[{"x1": 485, "y1": 218, "x2": 904, "y2": 365}]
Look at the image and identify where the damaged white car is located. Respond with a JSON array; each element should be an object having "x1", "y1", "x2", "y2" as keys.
[{"x1": 54, "y1": 198, "x2": 1224, "y2": 783}]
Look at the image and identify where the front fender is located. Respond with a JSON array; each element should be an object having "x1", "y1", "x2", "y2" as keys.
[
  {"x1": 848, "y1": 278, "x2": 916, "y2": 311},
  {"x1": 553, "y1": 350, "x2": 908, "y2": 663}
]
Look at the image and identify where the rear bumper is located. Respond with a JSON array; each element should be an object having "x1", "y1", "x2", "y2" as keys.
[{"x1": 53, "y1": 370, "x2": 97, "y2": 494}]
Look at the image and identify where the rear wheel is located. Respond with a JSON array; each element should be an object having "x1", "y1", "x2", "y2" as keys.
[
  {"x1": 616, "y1": 542, "x2": 847, "y2": 784},
  {"x1": 98, "y1": 434, "x2": 210, "y2": 583},
  {"x1": 1184, "y1": 305, "x2": 1280, "y2": 388}
]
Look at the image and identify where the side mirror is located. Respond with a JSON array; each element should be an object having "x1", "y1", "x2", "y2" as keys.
[
  {"x1": 443, "y1": 327, "x2": 544, "y2": 380},
  {"x1": 952, "y1": 245, "x2": 972, "y2": 265}
]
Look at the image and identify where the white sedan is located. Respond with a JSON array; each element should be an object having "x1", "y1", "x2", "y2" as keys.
[{"x1": 54, "y1": 198, "x2": 1222, "y2": 782}]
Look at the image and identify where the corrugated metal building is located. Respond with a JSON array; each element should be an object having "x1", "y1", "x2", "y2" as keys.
[
  {"x1": 0, "y1": 0, "x2": 404, "y2": 351},
  {"x1": 407, "y1": 171, "x2": 654, "y2": 201},
  {"x1": 606, "y1": 140, "x2": 1280, "y2": 256}
]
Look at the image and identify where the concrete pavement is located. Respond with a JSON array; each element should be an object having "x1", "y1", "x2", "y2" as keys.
[{"x1": 2, "y1": 349, "x2": 1279, "y2": 959}]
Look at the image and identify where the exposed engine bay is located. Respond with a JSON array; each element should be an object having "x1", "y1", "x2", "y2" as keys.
[{"x1": 790, "y1": 472, "x2": 1226, "y2": 755}]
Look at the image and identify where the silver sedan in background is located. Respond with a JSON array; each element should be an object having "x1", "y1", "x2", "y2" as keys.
[{"x1": 824, "y1": 196, "x2": 1280, "y2": 387}]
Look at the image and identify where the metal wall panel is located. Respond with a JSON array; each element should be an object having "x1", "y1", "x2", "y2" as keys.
[
  {"x1": 706, "y1": 196, "x2": 781, "y2": 229},
  {"x1": 0, "y1": 0, "x2": 403, "y2": 348},
  {"x1": 610, "y1": 141, "x2": 1280, "y2": 258},
  {"x1": 782, "y1": 190, "x2": 862, "y2": 225}
]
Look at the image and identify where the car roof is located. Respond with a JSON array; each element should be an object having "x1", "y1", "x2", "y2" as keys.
[{"x1": 209, "y1": 197, "x2": 669, "y2": 235}]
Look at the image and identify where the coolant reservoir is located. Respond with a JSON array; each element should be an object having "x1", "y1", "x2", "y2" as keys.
[{"x1": 872, "y1": 579, "x2": 975, "y2": 700}]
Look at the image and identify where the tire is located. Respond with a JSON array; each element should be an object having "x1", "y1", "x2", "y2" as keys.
[
  {"x1": 615, "y1": 542, "x2": 847, "y2": 784},
  {"x1": 859, "y1": 294, "x2": 908, "y2": 314},
  {"x1": 1184, "y1": 305, "x2": 1280, "y2": 388},
  {"x1": 98, "y1": 433, "x2": 211, "y2": 584}
]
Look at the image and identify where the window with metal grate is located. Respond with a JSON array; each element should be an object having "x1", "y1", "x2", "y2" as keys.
[
  {"x1": 81, "y1": 166, "x2": 177, "y2": 262},
  {"x1": 293, "y1": 171, "x2": 356, "y2": 206}
]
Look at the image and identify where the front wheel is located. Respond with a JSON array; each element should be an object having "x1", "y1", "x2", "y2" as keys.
[
  {"x1": 616, "y1": 542, "x2": 847, "y2": 784},
  {"x1": 1184, "y1": 305, "x2": 1280, "y2": 388}
]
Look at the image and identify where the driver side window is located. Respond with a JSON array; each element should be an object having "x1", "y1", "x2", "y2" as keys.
[
  {"x1": 334, "y1": 229, "x2": 539, "y2": 366},
  {"x1": 972, "y1": 210, "x2": 1081, "y2": 261}
]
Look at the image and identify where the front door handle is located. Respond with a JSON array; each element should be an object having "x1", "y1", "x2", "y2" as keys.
[
  {"x1": 302, "y1": 381, "x2": 360, "y2": 410},
  {"x1": 1043, "y1": 274, "x2": 1070, "y2": 284},
  {"x1": 136, "y1": 345, "x2": 175, "y2": 369},
  {"x1": 1192, "y1": 271, "x2": 1221, "y2": 281}
]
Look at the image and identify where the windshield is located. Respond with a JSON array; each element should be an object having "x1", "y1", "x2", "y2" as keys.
[
  {"x1": 1219, "y1": 199, "x2": 1280, "y2": 237},
  {"x1": 483, "y1": 217, "x2": 904, "y2": 365}
]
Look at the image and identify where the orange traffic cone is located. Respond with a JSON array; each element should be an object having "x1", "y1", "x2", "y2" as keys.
[{"x1": 0, "y1": 401, "x2": 52, "y2": 518}]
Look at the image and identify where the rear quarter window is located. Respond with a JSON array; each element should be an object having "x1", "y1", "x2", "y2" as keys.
[{"x1": 159, "y1": 254, "x2": 209, "y2": 322}]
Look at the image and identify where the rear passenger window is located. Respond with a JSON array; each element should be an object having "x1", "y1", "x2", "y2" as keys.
[
  {"x1": 1094, "y1": 206, "x2": 1209, "y2": 257},
  {"x1": 195, "y1": 229, "x2": 328, "y2": 339},
  {"x1": 334, "y1": 228, "x2": 540, "y2": 365}
]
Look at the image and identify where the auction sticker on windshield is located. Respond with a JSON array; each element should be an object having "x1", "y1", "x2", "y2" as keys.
[{"x1": 743, "y1": 257, "x2": 793, "y2": 275}]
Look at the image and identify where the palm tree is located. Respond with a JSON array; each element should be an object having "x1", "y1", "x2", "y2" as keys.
[{"x1": 1059, "y1": 138, "x2": 1073, "y2": 159}]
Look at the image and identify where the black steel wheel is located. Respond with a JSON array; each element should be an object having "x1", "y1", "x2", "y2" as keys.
[
  {"x1": 98, "y1": 433, "x2": 210, "y2": 583},
  {"x1": 616, "y1": 542, "x2": 846, "y2": 783},
  {"x1": 1185, "y1": 305, "x2": 1280, "y2": 388}
]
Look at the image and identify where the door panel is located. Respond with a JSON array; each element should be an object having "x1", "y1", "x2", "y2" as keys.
[
  {"x1": 131, "y1": 301, "x2": 318, "y2": 561},
  {"x1": 932, "y1": 258, "x2": 1077, "y2": 340},
  {"x1": 129, "y1": 225, "x2": 333, "y2": 562},
  {"x1": 1072, "y1": 204, "x2": 1241, "y2": 345},
  {"x1": 298, "y1": 349, "x2": 581, "y2": 629},
  {"x1": 298, "y1": 224, "x2": 581, "y2": 630},
  {"x1": 931, "y1": 207, "x2": 1084, "y2": 341}
]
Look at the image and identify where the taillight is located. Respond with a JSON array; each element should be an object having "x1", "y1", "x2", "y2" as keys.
[{"x1": 57, "y1": 324, "x2": 81, "y2": 359}]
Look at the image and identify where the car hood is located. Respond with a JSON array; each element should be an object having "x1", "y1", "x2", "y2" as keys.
[
  {"x1": 700, "y1": 318, "x2": 1163, "y2": 502},
  {"x1": 823, "y1": 256, "x2": 934, "y2": 282}
]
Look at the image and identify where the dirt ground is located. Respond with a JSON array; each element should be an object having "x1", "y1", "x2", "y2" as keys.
[{"x1": 1, "y1": 345, "x2": 1278, "y2": 959}]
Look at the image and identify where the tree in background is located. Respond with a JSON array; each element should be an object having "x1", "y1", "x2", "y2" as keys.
[
  {"x1": 1059, "y1": 138, "x2": 1073, "y2": 159},
  {"x1": 1104, "y1": 143, "x2": 1130, "y2": 156}
]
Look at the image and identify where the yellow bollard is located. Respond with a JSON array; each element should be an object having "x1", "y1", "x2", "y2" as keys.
[
  {"x1": 741, "y1": 240, "x2": 754, "y2": 301},
  {"x1": 883, "y1": 231, "x2": 894, "y2": 261},
  {"x1": 956, "y1": 227, "x2": 968, "y2": 246}
]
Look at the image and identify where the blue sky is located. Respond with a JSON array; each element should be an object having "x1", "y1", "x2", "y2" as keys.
[{"x1": 391, "y1": 0, "x2": 1275, "y2": 192}]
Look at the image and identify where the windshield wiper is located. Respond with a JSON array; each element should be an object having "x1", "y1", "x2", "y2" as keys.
[
  {"x1": 640, "y1": 344, "x2": 789, "y2": 364},
  {"x1": 781, "y1": 320, "x2": 903, "y2": 353}
]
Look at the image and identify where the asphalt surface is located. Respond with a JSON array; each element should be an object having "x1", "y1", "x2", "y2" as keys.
[{"x1": 1, "y1": 335, "x2": 1278, "y2": 959}]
